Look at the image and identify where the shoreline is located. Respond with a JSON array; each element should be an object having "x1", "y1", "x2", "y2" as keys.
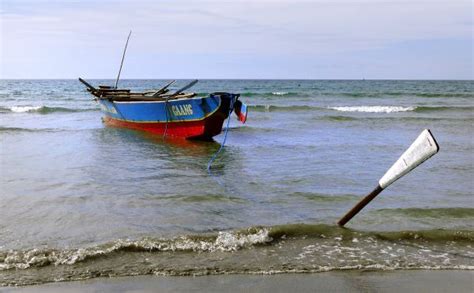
[{"x1": 2, "y1": 270, "x2": 473, "y2": 293}]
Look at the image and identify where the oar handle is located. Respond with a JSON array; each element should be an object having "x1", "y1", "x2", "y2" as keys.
[{"x1": 337, "y1": 185, "x2": 384, "y2": 227}]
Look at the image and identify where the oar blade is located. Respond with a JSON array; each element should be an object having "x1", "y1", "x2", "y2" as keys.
[
  {"x1": 379, "y1": 129, "x2": 439, "y2": 189},
  {"x1": 338, "y1": 129, "x2": 439, "y2": 227}
]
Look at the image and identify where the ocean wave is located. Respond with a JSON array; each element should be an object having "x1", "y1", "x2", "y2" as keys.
[
  {"x1": 290, "y1": 192, "x2": 358, "y2": 202},
  {"x1": 7, "y1": 105, "x2": 43, "y2": 113},
  {"x1": 196, "y1": 92, "x2": 300, "y2": 97},
  {"x1": 318, "y1": 115, "x2": 473, "y2": 123},
  {"x1": 413, "y1": 106, "x2": 474, "y2": 113},
  {"x1": 155, "y1": 194, "x2": 247, "y2": 203},
  {"x1": 249, "y1": 104, "x2": 316, "y2": 112},
  {"x1": 328, "y1": 106, "x2": 416, "y2": 113},
  {"x1": 1, "y1": 224, "x2": 473, "y2": 286},
  {"x1": 373, "y1": 208, "x2": 474, "y2": 219},
  {"x1": 0, "y1": 105, "x2": 98, "y2": 114},
  {"x1": 267, "y1": 224, "x2": 474, "y2": 243},
  {"x1": 414, "y1": 93, "x2": 473, "y2": 98},
  {"x1": 0, "y1": 227, "x2": 272, "y2": 271},
  {"x1": 320, "y1": 92, "x2": 473, "y2": 98},
  {"x1": 227, "y1": 126, "x2": 276, "y2": 133},
  {"x1": 249, "y1": 104, "x2": 472, "y2": 114},
  {"x1": 1, "y1": 224, "x2": 472, "y2": 272},
  {"x1": 323, "y1": 115, "x2": 358, "y2": 122},
  {"x1": 0, "y1": 126, "x2": 38, "y2": 133},
  {"x1": 239, "y1": 91, "x2": 472, "y2": 98},
  {"x1": 0, "y1": 126, "x2": 90, "y2": 133},
  {"x1": 241, "y1": 91, "x2": 299, "y2": 97}
]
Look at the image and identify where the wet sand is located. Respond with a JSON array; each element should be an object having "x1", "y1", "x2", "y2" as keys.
[{"x1": 2, "y1": 270, "x2": 473, "y2": 293}]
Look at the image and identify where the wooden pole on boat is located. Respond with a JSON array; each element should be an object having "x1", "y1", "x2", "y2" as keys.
[
  {"x1": 152, "y1": 80, "x2": 177, "y2": 97},
  {"x1": 78, "y1": 77, "x2": 97, "y2": 92},
  {"x1": 114, "y1": 30, "x2": 132, "y2": 89},
  {"x1": 78, "y1": 77, "x2": 101, "y2": 97},
  {"x1": 168, "y1": 80, "x2": 198, "y2": 98},
  {"x1": 337, "y1": 129, "x2": 439, "y2": 227}
]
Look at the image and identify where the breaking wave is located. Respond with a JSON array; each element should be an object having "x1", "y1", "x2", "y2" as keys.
[
  {"x1": 196, "y1": 92, "x2": 300, "y2": 97},
  {"x1": 0, "y1": 105, "x2": 98, "y2": 114},
  {"x1": 0, "y1": 228, "x2": 272, "y2": 271},
  {"x1": 328, "y1": 105, "x2": 474, "y2": 113},
  {"x1": 1, "y1": 224, "x2": 472, "y2": 286},
  {"x1": 1, "y1": 224, "x2": 472, "y2": 272},
  {"x1": 248, "y1": 104, "x2": 472, "y2": 114},
  {"x1": 249, "y1": 104, "x2": 317, "y2": 112},
  {"x1": 206, "y1": 91, "x2": 472, "y2": 98},
  {"x1": 328, "y1": 106, "x2": 416, "y2": 113},
  {"x1": 319, "y1": 92, "x2": 473, "y2": 98}
]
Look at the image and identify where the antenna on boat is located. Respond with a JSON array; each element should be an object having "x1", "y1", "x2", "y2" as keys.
[{"x1": 114, "y1": 30, "x2": 132, "y2": 89}]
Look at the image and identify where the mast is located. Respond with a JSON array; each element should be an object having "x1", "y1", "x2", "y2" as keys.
[{"x1": 114, "y1": 30, "x2": 132, "y2": 89}]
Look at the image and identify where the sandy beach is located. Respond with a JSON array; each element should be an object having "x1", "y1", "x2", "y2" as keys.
[{"x1": 2, "y1": 270, "x2": 472, "y2": 293}]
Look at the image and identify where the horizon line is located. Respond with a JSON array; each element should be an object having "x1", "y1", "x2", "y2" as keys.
[{"x1": 1, "y1": 78, "x2": 473, "y2": 81}]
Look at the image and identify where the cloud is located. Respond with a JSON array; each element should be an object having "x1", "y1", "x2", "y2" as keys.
[{"x1": 0, "y1": 0, "x2": 472, "y2": 78}]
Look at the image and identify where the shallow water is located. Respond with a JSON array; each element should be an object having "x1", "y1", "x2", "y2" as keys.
[{"x1": 0, "y1": 79, "x2": 473, "y2": 285}]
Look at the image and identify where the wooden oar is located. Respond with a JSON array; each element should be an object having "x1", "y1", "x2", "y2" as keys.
[
  {"x1": 338, "y1": 129, "x2": 439, "y2": 227},
  {"x1": 151, "y1": 80, "x2": 176, "y2": 97}
]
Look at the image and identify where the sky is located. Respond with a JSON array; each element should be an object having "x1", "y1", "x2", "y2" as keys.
[{"x1": 0, "y1": 0, "x2": 472, "y2": 79}]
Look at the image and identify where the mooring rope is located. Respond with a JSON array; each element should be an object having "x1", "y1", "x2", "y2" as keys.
[
  {"x1": 207, "y1": 95, "x2": 236, "y2": 175},
  {"x1": 163, "y1": 98, "x2": 170, "y2": 139}
]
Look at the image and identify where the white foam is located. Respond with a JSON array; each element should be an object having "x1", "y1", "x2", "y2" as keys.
[
  {"x1": 272, "y1": 92, "x2": 288, "y2": 96},
  {"x1": 329, "y1": 106, "x2": 416, "y2": 113},
  {"x1": 10, "y1": 106, "x2": 42, "y2": 113},
  {"x1": 0, "y1": 228, "x2": 274, "y2": 270}
]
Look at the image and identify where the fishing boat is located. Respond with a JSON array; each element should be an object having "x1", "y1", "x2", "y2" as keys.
[
  {"x1": 78, "y1": 31, "x2": 247, "y2": 140},
  {"x1": 79, "y1": 78, "x2": 248, "y2": 140}
]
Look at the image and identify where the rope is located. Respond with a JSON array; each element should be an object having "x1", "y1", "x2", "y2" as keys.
[
  {"x1": 207, "y1": 94, "x2": 236, "y2": 174},
  {"x1": 163, "y1": 98, "x2": 170, "y2": 138}
]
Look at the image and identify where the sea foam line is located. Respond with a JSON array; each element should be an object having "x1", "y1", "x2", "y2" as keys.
[
  {"x1": 272, "y1": 92, "x2": 289, "y2": 96},
  {"x1": 329, "y1": 106, "x2": 416, "y2": 113},
  {"x1": 9, "y1": 106, "x2": 43, "y2": 113},
  {"x1": 1, "y1": 105, "x2": 98, "y2": 114},
  {"x1": 0, "y1": 228, "x2": 272, "y2": 270}
]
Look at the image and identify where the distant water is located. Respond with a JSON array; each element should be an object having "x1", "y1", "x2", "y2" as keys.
[{"x1": 0, "y1": 79, "x2": 473, "y2": 286}]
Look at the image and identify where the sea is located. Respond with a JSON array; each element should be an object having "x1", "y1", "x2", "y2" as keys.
[{"x1": 0, "y1": 79, "x2": 473, "y2": 286}]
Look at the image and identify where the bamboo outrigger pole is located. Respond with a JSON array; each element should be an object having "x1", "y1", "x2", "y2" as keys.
[
  {"x1": 114, "y1": 30, "x2": 132, "y2": 89},
  {"x1": 338, "y1": 129, "x2": 439, "y2": 227}
]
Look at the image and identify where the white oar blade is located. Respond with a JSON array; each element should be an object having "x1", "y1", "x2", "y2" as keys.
[{"x1": 379, "y1": 129, "x2": 439, "y2": 189}]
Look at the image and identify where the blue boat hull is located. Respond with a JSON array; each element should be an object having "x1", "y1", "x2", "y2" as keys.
[{"x1": 97, "y1": 93, "x2": 238, "y2": 140}]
